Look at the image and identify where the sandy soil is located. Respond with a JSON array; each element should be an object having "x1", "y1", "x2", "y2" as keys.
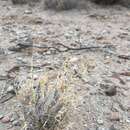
[{"x1": 0, "y1": 0, "x2": 130, "y2": 130}]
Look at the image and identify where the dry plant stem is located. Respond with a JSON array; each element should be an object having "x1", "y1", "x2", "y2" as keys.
[
  {"x1": 12, "y1": 42, "x2": 113, "y2": 52},
  {"x1": 0, "y1": 93, "x2": 15, "y2": 103},
  {"x1": 8, "y1": 43, "x2": 130, "y2": 60}
]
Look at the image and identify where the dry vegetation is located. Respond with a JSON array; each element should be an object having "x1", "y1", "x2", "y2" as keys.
[
  {"x1": 11, "y1": 0, "x2": 124, "y2": 10},
  {"x1": 17, "y1": 63, "x2": 74, "y2": 130},
  {"x1": 15, "y1": 54, "x2": 97, "y2": 130},
  {"x1": 12, "y1": 0, "x2": 40, "y2": 4}
]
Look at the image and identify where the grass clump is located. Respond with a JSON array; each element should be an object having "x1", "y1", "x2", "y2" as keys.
[
  {"x1": 12, "y1": 0, "x2": 27, "y2": 4},
  {"x1": 17, "y1": 71, "x2": 69, "y2": 130},
  {"x1": 11, "y1": 0, "x2": 40, "y2": 4},
  {"x1": 92, "y1": 0, "x2": 118, "y2": 5},
  {"x1": 43, "y1": 0, "x2": 78, "y2": 10}
]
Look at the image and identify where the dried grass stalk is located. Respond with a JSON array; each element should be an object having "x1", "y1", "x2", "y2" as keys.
[{"x1": 21, "y1": 84, "x2": 65, "y2": 130}]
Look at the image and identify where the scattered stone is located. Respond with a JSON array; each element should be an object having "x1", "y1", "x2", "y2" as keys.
[
  {"x1": 120, "y1": 100, "x2": 130, "y2": 111},
  {"x1": 109, "y1": 125, "x2": 119, "y2": 130},
  {"x1": 31, "y1": 18, "x2": 43, "y2": 24},
  {"x1": 110, "y1": 112, "x2": 120, "y2": 121},
  {"x1": 33, "y1": 74, "x2": 38, "y2": 80},
  {"x1": 96, "y1": 127, "x2": 109, "y2": 130},
  {"x1": 97, "y1": 117, "x2": 104, "y2": 125},
  {"x1": 126, "y1": 116, "x2": 130, "y2": 123},
  {"x1": 0, "y1": 114, "x2": 4, "y2": 120},
  {"x1": 1, "y1": 116, "x2": 10, "y2": 123},
  {"x1": 7, "y1": 86, "x2": 14, "y2": 93},
  {"x1": 10, "y1": 113, "x2": 19, "y2": 122},
  {"x1": 69, "y1": 57, "x2": 79, "y2": 63},
  {"x1": 12, "y1": 120, "x2": 21, "y2": 126},
  {"x1": 24, "y1": 10, "x2": 32, "y2": 14},
  {"x1": 112, "y1": 103, "x2": 120, "y2": 112},
  {"x1": 105, "y1": 86, "x2": 117, "y2": 96}
]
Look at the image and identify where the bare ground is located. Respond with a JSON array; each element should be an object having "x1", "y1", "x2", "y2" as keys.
[{"x1": 0, "y1": 0, "x2": 130, "y2": 130}]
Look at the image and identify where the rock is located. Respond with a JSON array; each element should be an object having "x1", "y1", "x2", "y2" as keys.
[
  {"x1": 119, "y1": 100, "x2": 130, "y2": 111},
  {"x1": 69, "y1": 57, "x2": 79, "y2": 63},
  {"x1": 33, "y1": 74, "x2": 38, "y2": 80},
  {"x1": 97, "y1": 117, "x2": 104, "y2": 125},
  {"x1": 110, "y1": 112, "x2": 120, "y2": 121},
  {"x1": 112, "y1": 103, "x2": 120, "y2": 112},
  {"x1": 96, "y1": 127, "x2": 109, "y2": 130},
  {"x1": 32, "y1": 18, "x2": 43, "y2": 24},
  {"x1": 10, "y1": 113, "x2": 19, "y2": 122},
  {"x1": 12, "y1": 120, "x2": 21, "y2": 126},
  {"x1": 24, "y1": 10, "x2": 32, "y2": 14},
  {"x1": 1, "y1": 116, "x2": 10, "y2": 123},
  {"x1": 7, "y1": 86, "x2": 14, "y2": 93},
  {"x1": 105, "y1": 86, "x2": 117, "y2": 96},
  {"x1": 109, "y1": 125, "x2": 119, "y2": 130},
  {"x1": 0, "y1": 114, "x2": 4, "y2": 120}
]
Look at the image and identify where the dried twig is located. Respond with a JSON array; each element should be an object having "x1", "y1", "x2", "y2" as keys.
[
  {"x1": 9, "y1": 42, "x2": 114, "y2": 53},
  {"x1": 0, "y1": 92, "x2": 16, "y2": 103},
  {"x1": 118, "y1": 55, "x2": 130, "y2": 60}
]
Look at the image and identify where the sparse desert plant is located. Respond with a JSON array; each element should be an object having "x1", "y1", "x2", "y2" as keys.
[
  {"x1": 22, "y1": 86, "x2": 64, "y2": 130},
  {"x1": 17, "y1": 71, "x2": 68, "y2": 130},
  {"x1": 43, "y1": 0, "x2": 78, "y2": 10},
  {"x1": 17, "y1": 56, "x2": 91, "y2": 130},
  {"x1": 11, "y1": 0, "x2": 40, "y2": 4},
  {"x1": 18, "y1": 87, "x2": 65, "y2": 130},
  {"x1": 11, "y1": 0, "x2": 27, "y2": 4},
  {"x1": 92, "y1": 0, "x2": 118, "y2": 4}
]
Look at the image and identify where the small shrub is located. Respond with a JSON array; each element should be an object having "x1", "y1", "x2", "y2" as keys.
[
  {"x1": 43, "y1": 0, "x2": 78, "y2": 10},
  {"x1": 92, "y1": 0, "x2": 118, "y2": 5},
  {"x1": 11, "y1": 0, "x2": 40, "y2": 4},
  {"x1": 22, "y1": 86, "x2": 64, "y2": 130},
  {"x1": 12, "y1": 0, "x2": 27, "y2": 4}
]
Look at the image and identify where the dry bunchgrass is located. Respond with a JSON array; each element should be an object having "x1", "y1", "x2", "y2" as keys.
[
  {"x1": 11, "y1": 0, "x2": 127, "y2": 8},
  {"x1": 12, "y1": 0, "x2": 27, "y2": 4},
  {"x1": 11, "y1": 0, "x2": 40, "y2": 4},
  {"x1": 17, "y1": 69, "x2": 71, "y2": 130},
  {"x1": 17, "y1": 84, "x2": 65, "y2": 130},
  {"x1": 16, "y1": 56, "x2": 96, "y2": 130},
  {"x1": 92, "y1": 0, "x2": 118, "y2": 5},
  {"x1": 43, "y1": 0, "x2": 78, "y2": 10},
  {"x1": 43, "y1": 0, "x2": 121, "y2": 10}
]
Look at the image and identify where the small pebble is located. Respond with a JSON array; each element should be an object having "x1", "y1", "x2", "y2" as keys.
[
  {"x1": 12, "y1": 120, "x2": 21, "y2": 126},
  {"x1": 97, "y1": 118, "x2": 104, "y2": 125},
  {"x1": 105, "y1": 86, "x2": 117, "y2": 96},
  {"x1": 24, "y1": 10, "x2": 32, "y2": 14},
  {"x1": 109, "y1": 125, "x2": 118, "y2": 130},
  {"x1": 96, "y1": 127, "x2": 109, "y2": 130},
  {"x1": 7, "y1": 86, "x2": 14, "y2": 93},
  {"x1": 33, "y1": 18, "x2": 43, "y2": 24},
  {"x1": 1, "y1": 116, "x2": 10, "y2": 123},
  {"x1": 33, "y1": 74, "x2": 38, "y2": 80},
  {"x1": 110, "y1": 112, "x2": 120, "y2": 121},
  {"x1": 10, "y1": 113, "x2": 19, "y2": 122},
  {"x1": 0, "y1": 114, "x2": 4, "y2": 120}
]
